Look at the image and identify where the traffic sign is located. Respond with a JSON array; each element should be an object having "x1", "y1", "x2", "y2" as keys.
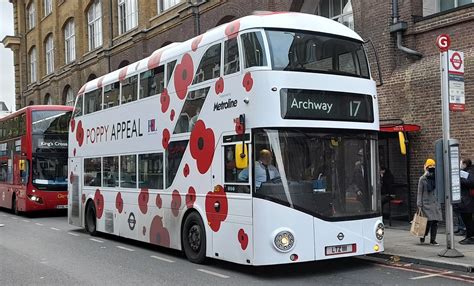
[
  {"x1": 448, "y1": 50, "x2": 464, "y2": 74},
  {"x1": 436, "y1": 34, "x2": 451, "y2": 52}
]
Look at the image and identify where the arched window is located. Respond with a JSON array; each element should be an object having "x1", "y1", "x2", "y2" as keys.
[
  {"x1": 87, "y1": 0, "x2": 103, "y2": 50},
  {"x1": 29, "y1": 47, "x2": 37, "y2": 83},
  {"x1": 118, "y1": 60, "x2": 129, "y2": 69},
  {"x1": 44, "y1": 94, "x2": 52, "y2": 105},
  {"x1": 216, "y1": 15, "x2": 236, "y2": 27},
  {"x1": 45, "y1": 34, "x2": 54, "y2": 74},
  {"x1": 64, "y1": 86, "x2": 75, "y2": 106},
  {"x1": 27, "y1": 2, "x2": 36, "y2": 30},
  {"x1": 118, "y1": 0, "x2": 138, "y2": 34},
  {"x1": 28, "y1": 100, "x2": 35, "y2": 106},
  {"x1": 64, "y1": 19, "x2": 76, "y2": 64},
  {"x1": 87, "y1": 74, "x2": 97, "y2": 81}
]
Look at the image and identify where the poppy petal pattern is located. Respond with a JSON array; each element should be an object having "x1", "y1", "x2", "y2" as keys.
[
  {"x1": 171, "y1": 190, "x2": 181, "y2": 217},
  {"x1": 205, "y1": 185, "x2": 228, "y2": 232},
  {"x1": 185, "y1": 186, "x2": 196, "y2": 208},
  {"x1": 190, "y1": 120, "x2": 215, "y2": 174},
  {"x1": 138, "y1": 188, "x2": 149, "y2": 214},
  {"x1": 225, "y1": 20, "x2": 240, "y2": 39},
  {"x1": 173, "y1": 53, "x2": 194, "y2": 100},
  {"x1": 116, "y1": 192, "x2": 123, "y2": 214},
  {"x1": 149, "y1": 216, "x2": 170, "y2": 247},
  {"x1": 94, "y1": 189, "x2": 104, "y2": 219},
  {"x1": 238, "y1": 229, "x2": 249, "y2": 250}
]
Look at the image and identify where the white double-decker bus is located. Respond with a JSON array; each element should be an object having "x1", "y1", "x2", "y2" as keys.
[{"x1": 68, "y1": 12, "x2": 383, "y2": 265}]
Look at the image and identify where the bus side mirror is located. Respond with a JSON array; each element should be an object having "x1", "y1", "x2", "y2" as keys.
[
  {"x1": 398, "y1": 132, "x2": 407, "y2": 155},
  {"x1": 235, "y1": 143, "x2": 248, "y2": 169}
]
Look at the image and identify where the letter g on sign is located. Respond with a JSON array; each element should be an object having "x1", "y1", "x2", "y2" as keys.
[{"x1": 436, "y1": 34, "x2": 450, "y2": 52}]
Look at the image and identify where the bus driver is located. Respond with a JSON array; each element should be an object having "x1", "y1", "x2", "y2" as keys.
[{"x1": 239, "y1": 149, "x2": 280, "y2": 188}]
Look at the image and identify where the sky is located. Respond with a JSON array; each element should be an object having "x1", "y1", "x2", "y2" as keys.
[{"x1": 0, "y1": 0, "x2": 15, "y2": 112}]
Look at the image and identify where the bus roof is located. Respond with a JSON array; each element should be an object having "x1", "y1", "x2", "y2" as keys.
[
  {"x1": 79, "y1": 12, "x2": 363, "y2": 95},
  {"x1": 0, "y1": 105, "x2": 73, "y2": 121}
]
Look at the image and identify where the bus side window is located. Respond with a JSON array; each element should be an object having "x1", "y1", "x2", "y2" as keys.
[
  {"x1": 139, "y1": 153, "x2": 163, "y2": 189},
  {"x1": 121, "y1": 75, "x2": 138, "y2": 104},
  {"x1": 73, "y1": 94, "x2": 83, "y2": 118},
  {"x1": 84, "y1": 89, "x2": 102, "y2": 115},
  {"x1": 224, "y1": 38, "x2": 240, "y2": 75},
  {"x1": 224, "y1": 145, "x2": 248, "y2": 183},
  {"x1": 103, "y1": 156, "x2": 119, "y2": 187},
  {"x1": 193, "y1": 43, "x2": 221, "y2": 84},
  {"x1": 140, "y1": 66, "x2": 164, "y2": 99},
  {"x1": 166, "y1": 60, "x2": 176, "y2": 87},
  {"x1": 166, "y1": 140, "x2": 189, "y2": 188},
  {"x1": 120, "y1": 154, "x2": 137, "y2": 188},
  {"x1": 174, "y1": 87, "x2": 209, "y2": 134},
  {"x1": 241, "y1": 32, "x2": 268, "y2": 68},
  {"x1": 84, "y1": 158, "x2": 102, "y2": 187},
  {"x1": 103, "y1": 82, "x2": 120, "y2": 109}
]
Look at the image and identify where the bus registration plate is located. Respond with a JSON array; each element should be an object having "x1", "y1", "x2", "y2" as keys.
[
  {"x1": 325, "y1": 244, "x2": 356, "y2": 256},
  {"x1": 56, "y1": 205, "x2": 68, "y2": 209}
]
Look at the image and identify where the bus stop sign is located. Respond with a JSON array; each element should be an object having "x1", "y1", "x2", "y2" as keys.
[{"x1": 436, "y1": 34, "x2": 451, "y2": 52}]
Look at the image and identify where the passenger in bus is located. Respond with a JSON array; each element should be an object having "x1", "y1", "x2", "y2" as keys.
[
  {"x1": 238, "y1": 149, "x2": 280, "y2": 188},
  {"x1": 188, "y1": 107, "x2": 201, "y2": 132},
  {"x1": 351, "y1": 148, "x2": 370, "y2": 210}
]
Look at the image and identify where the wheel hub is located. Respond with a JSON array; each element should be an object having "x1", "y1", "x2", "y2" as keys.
[{"x1": 188, "y1": 225, "x2": 201, "y2": 252}]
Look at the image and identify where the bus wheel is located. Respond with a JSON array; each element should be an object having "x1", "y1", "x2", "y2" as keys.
[
  {"x1": 12, "y1": 195, "x2": 19, "y2": 216},
  {"x1": 182, "y1": 212, "x2": 206, "y2": 264},
  {"x1": 85, "y1": 202, "x2": 97, "y2": 236}
]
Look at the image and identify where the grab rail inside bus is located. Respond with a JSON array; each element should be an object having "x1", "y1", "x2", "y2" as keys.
[{"x1": 364, "y1": 39, "x2": 384, "y2": 87}]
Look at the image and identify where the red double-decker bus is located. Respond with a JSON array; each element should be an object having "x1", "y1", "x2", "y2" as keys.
[{"x1": 0, "y1": 105, "x2": 72, "y2": 214}]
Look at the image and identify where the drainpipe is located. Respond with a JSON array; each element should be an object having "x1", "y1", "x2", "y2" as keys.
[
  {"x1": 390, "y1": 0, "x2": 422, "y2": 59},
  {"x1": 188, "y1": 0, "x2": 201, "y2": 36}
]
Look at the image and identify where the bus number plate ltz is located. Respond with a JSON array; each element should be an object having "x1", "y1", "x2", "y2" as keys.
[{"x1": 325, "y1": 244, "x2": 356, "y2": 256}]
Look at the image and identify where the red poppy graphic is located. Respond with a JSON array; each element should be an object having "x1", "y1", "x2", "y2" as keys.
[
  {"x1": 156, "y1": 193, "x2": 162, "y2": 209},
  {"x1": 143, "y1": 226, "x2": 147, "y2": 236},
  {"x1": 160, "y1": 88, "x2": 170, "y2": 113},
  {"x1": 233, "y1": 117, "x2": 244, "y2": 135},
  {"x1": 148, "y1": 51, "x2": 162, "y2": 70},
  {"x1": 97, "y1": 76, "x2": 105, "y2": 89},
  {"x1": 170, "y1": 109, "x2": 175, "y2": 121},
  {"x1": 73, "y1": 148, "x2": 76, "y2": 156},
  {"x1": 76, "y1": 121, "x2": 84, "y2": 147},
  {"x1": 215, "y1": 77, "x2": 224, "y2": 95},
  {"x1": 174, "y1": 53, "x2": 194, "y2": 100},
  {"x1": 186, "y1": 186, "x2": 196, "y2": 209},
  {"x1": 238, "y1": 229, "x2": 249, "y2": 250},
  {"x1": 242, "y1": 72, "x2": 254, "y2": 92},
  {"x1": 171, "y1": 190, "x2": 181, "y2": 217},
  {"x1": 138, "y1": 188, "x2": 149, "y2": 214},
  {"x1": 190, "y1": 120, "x2": 215, "y2": 174},
  {"x1": 81, "y1": 194, "x2": 86, "y2": 204},
  {"x1": 116, "y1": 192, "x2": 123, "y2": 214},
  {"x1": 70, "y1": 118, "x2": 75, "y2": 132},
  {"x1": 205, "y1": 185, "x2": 228, "y2": 232},
  {"x1": 69, "y1": 172, "x2": 74, "y2": 184},
  {"x1": 149, "y1": 215, "x2": 170, "y2": 247},
  {"x1": 162, "y1": 128, "x2": 170, "y2": 150},
  {"x1": 183, "y1": 163, "x2": 190, "y2": 178},
  {"x1": 225, "y1": 20, "x2": 240, "y2": 39},
  {"x1": 191, "y1": 35, "x2": 203, "y2": 52},
  {"x1": 119, "y1": 67, "x2": 128, "y2": 82},
  {"x1": 94, "y1": 189, "x2": 104, "y2": 219}
]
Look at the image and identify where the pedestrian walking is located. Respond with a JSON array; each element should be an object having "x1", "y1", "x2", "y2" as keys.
[
  {"x1": 458, "y1": 158, "x2": 474, "y2": 245},
  {"x1": 417, "y1": 158, "x2": 443, "y2": 245}
]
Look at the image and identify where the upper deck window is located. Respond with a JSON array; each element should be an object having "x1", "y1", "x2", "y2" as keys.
[
  {"x1": 241, "y1": 32, "x2": 268, "y2": 68},
  {"x1": 266, "y1": 30, "x2": 369, "y2": 79}
]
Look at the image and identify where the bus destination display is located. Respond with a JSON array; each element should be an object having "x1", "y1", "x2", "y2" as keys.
[{"x1": 280, "y1": 89, "x2": 374, "y2": 122}]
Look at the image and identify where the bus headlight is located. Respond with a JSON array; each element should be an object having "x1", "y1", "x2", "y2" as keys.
[
  {"x1": 273, "y1": 230, "x2": 295, "y2": 252},
  {"x1": 27, "y1": 195, "x2": 44, "y2": 204},
  {"x1": 375, "y1": 223, "x2": 384, "y2": 241}
]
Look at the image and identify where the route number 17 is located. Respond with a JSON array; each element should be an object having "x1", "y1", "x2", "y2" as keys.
[{"x1": 349, "y1": 101, "x2": 361, "y2": 117}]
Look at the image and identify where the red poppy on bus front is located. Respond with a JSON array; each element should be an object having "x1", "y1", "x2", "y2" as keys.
[
  {"x1": 170, "y1": 109, "x2": 175, "y2": 121},
  {"x1": 156, "y1": 194, "x2": 162, "y2": 209},
  {"x1": 160, "y1": 88, "x2": 170, "y2": 113},
  {"x1": 138, "y1": 188, "x2": 149, "y2": 214},
  {"x1": 171, "y1": 190, "x2": 181, "y2": 217},
  {"x1": 70, "y1": 118, "x2": 75, "y2": 132},
  {"x1": 183, "y1": 163, "x2": 190, "y2": 178},
  {"x1": 186, "y1": 186, "x2": 196, "y2": 209},
  {"x1": 94, "y1": 189, "x2": 104, "y2": 219},
  {"x1": 190, "y1": 120, "x2": 215, "y2": 174},
  {"x1": 215, "y1": 77, "x2": 224, "y2": 95},
  {"x1": 238, "y1": 229, "x2": 249, "y2": 250},
  {"x1": 242, "y1": 72, "x2": 254, "y2": 92},
  {"x1": 162, "y1": 128, "x2": 170, "y2": 149},
  {"x1": 225, "y1": 20, "x2": 240, "y2": 39},
  {"x1": 174, "y1": 53, "x2": 194, "y2": 100},
  {"x1": 116, "y1": 192, "x2": 124, "y2": 214},
  {"x1": 76, "y1": 121, "x2": 84, "y2": 147},
  {"x1": 191, "y1": 35, "x2": 203, "y2": 52},
  {"x1": 205, "y1": 185, "x2": 228, "y2": 232},
  {"x1": 149, "y1": 215, "x2": 170, "y2": 247}
]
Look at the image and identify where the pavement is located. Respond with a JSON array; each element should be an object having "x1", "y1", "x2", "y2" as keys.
[{"x1": 371, "y1": 220, "x2": 474, "y2": 272}]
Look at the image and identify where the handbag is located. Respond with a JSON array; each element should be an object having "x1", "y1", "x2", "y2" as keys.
[{"x1": 410, "y1": 209, "x2": 428, "y2": 237}]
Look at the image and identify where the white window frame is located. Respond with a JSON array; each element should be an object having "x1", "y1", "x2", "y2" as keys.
[
  {"x1": 425, "y1": 0, "x2": 474, "y2": 15},
  {"x1": 29, "y1": 47, "x2": 37, "y2": 83},
  {"x1": 27, "y1": 2, "x2": 36, "y2": 30},
  {"x1": 88, "y1": 0, "x2": 103, "y2": 51},
  {"x1": 64, "y1": 19, "x2": 76, "y2": 64},
  {"x1": 65, "y1": 87, "x2": 75, "y2": 106},
  {"x1": 44, "y1": 0, "x2": 52, "y2": 17},
  {"x1": 318, "y1": 0, "x2": 354, "y2": 30},
  {"x1": 157, "y1": 0, "x2": 181, "y2": 13},
  {"x1": 45, "y1": 35, "x2": 54, "y2": 75},
  {"x1": 118, "y1": 0, "x2": 138, "y2": 35}
]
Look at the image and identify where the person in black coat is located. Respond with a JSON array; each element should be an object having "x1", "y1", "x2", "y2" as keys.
[
  {"x1": 458, "y1": 159, "x2": 474, "y2": 245},
  {"x1": 381, "y1": 166, "x2": 394, "y2": 206}
]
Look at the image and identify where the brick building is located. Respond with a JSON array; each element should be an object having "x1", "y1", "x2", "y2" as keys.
[{"x1": 3, "y1": 0, "x2": 474, "y2": 219}]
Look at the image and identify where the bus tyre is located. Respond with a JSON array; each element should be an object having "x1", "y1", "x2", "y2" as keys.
[
  {"x1": 182, "y1": 212, "x2": 206, "y2": 264},
  {"x1": 85, "y1": 201, "x2": 97, "y2": 236}
]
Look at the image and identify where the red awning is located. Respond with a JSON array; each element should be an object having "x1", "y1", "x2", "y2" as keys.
[{"x1": 380, "y1": 124, "x2": 421, "y2": 133}]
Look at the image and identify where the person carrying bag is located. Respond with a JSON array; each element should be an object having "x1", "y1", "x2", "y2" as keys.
[{"x1": 410, "y1": 208, "x2": 428, "y2": 237}]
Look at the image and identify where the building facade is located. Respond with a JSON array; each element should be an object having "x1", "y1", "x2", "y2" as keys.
[{"x1": 3, "y1": 0, "x2": 474, "y2": 218}]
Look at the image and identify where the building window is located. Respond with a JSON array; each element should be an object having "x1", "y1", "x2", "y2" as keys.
[
  {"x1": 44, "y1": 0, "x2": 52, "y2": 17},
  {"x1": 29, "y1": 47, "x2": 37, "y2": 83},
  {"x1": 44, "y1": 94, "x2": 52, "y2": 105},
  {"x1": 45, "y1": 34, "x2": 54, "y2": 75},
  {"x1": 318, "y1": 0, "x2": 354, "y2": 30},
  {"x1": 118, "y1": 0, "x2": 138, "y2": 35},
  {"x1": 88, "y1": 0, "x2": 103, "y2": 51},
  {"x1": 64, "y1": 19, "x2": 76, "y2": 64},
  {"x1": 27, "y1": 2, "x2": 36, "y2": 30},
  {"x1": 158, "y1": 0, "x2": 182, "y2": 13},
  {"x1": 65, "y1": 87, "x2": 75, "y2": 106},
  {"x1": 423, "y1": 0, "x2": 474, "y2": 16}
]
